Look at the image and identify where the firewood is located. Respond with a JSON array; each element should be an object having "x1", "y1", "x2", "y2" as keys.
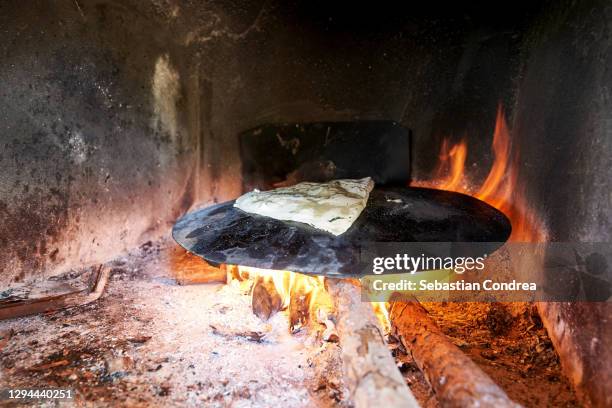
[
  {"x1": 289, "y1": 288, "x2": 312, "y2": 333},
  {"x1": 321, "y1": 321, "x2": 339, "y2": 342},
  {"x1": 0, "y1": 264, "x2": 110, "y2": 321},
  {"x1": 325, "y1": 278, "x2": 420, "y2": 408},
  {"x1": 226, "y1": 264, "x2": 241, "y2": 281},
  {"x1": 251, "y1": 277, "x2": 283, "y2": 321},
  {"x1": 389, "y1": 294, "x2": 521, "y2": 407},
  {"x1": 209, "y1": 324, "x2": 266, "y2": 343}
]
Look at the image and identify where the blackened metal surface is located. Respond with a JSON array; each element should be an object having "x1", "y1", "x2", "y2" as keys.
[
  {"x1": 240, "y1": 121, "x2": 411, "y2": 190},
  {"x1": 173, "y1": 187, "x2": 511, "y2": 277}
]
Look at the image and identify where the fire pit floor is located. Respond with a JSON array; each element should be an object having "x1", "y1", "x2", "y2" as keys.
[
  {"x1": 0, "y1": 239, "x2": 580, "y2": 407},
  {"x1": 0, "y1": 239, "x2": 345, "y2": 407},
  {"x1": 413, "y1": 302, "x2": 580, "y2": 407}
]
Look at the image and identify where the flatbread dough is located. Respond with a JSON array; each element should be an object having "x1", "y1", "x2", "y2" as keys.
[{"x1": 234, "y1": 177, "x2": 375, "y2": 235}]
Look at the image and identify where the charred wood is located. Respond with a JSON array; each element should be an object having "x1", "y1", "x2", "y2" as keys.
[
  {"x1": 209, "y1": 324, "x2": 266, "y2": 343},
  {"x1": 251, "y1": 276, "x2": 283, "y2": 321},
  {"x1": 0, "y1": 265, "x2": 110, "y2": 320},
  {"x1": 316, "y1": 308, "x2": 339, "y2": 343},
  {"x1": 289, "y1": 288, "x2": 312, "y2": 333}
]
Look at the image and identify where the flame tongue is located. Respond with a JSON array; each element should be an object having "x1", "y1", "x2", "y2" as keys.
[
  {"x1": 414, "y1": 104, "x2": 546, "y2": 242},
  {"x1": 476, "y1": 106, "x2": 512, "y2": 203},
  {"x1": 228, "y1": 266, "x2": 393, "y2": 335},
  {"x1": 435, "y1": 138, "x2": 468, "y2": 192}
]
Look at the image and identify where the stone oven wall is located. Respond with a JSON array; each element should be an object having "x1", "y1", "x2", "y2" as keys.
[
  {"x1": 0, "y1": 2, "x2": 200, "y2": 285},
  {"x1": 511, "y1": 1, "x2": 612, "y2": 405}
]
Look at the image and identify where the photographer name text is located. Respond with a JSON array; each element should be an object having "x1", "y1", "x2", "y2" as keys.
[{"x1": 371, "y1": 279, "x2": 537, "y2": 291}]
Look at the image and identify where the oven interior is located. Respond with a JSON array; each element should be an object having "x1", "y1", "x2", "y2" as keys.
[{"x1": 0, "y1": 1, "x2": 610, "y2": 406}]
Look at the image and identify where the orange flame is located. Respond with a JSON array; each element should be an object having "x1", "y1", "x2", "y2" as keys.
[
  {"x1": 436, "y1": 139, "x2": 469, "y2": 192},
  {"x1": 372, "y1": 302, "x2": 391, "y2": 332},
  {"x1": 413, "y1": 104, "x2": 546, "y2": 242},
  {"x1": 412, "y1": 138, "x2": 469, "y2": 193},
  {"x1": 229, "y1": 266, "x2": 393, "y2": 333},
  {"x1": 476, "y1": 106, "x2": 512, "y2": 203},
  {"x1": 232, "y1": 265, "x2": 333, "y2": 324}
]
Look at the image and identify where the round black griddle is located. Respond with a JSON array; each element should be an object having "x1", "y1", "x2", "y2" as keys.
[{"x1": 172, "y1": 187, "x2": 511, "y2": 277}]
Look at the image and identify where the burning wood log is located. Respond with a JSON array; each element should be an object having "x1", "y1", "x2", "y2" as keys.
[
  {"x1": 325, "y1": 278, "x2": 420, "y2": 408},
  {"x1": 289, "y1": 287, "x2": 312, "y2": 333},
  {"x1": 389, "y1": 294, "x2": 521, "y2": 407},
  {"x1": 251, "y1": 276, "x2": 283, "y2": 321}
]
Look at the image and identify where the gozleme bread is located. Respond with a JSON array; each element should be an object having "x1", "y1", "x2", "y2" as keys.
[{"x1": 234, "y1": 177, "x2": 374, "y2": 235}]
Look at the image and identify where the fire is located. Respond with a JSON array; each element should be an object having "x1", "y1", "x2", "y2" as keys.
[
  {"x1": 413, "y1": 104, "x2": 547, "y2": 242},
  {"x1": 232, "y1": 265, "x2": 330, "y2": 311},
  {"x1": 381, "y1": 104, "x2": 547, "y2": 332},
  {"x1": 476, "y1": 107, "x2": 512, "y2": 203},
  {"x1": 227, "y1": 265, "x2": 391, "y2": 332},
  {"x1": 229, "y1": 265, "x2": 334, "y2": 331},
  {"x1": 222, "y1": 105, "x2": 546, "y2": 336},
  {"x1": 432, "y1": 138, "x2": 469, "y2": 192},
  {"x1": 227, "y1": 265, "x2": 392, "y2": 334}
]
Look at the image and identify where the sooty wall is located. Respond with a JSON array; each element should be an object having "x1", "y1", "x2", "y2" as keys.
[
  {"x1": 513, "y1": 0, "x2": 612, "y2": 243},
  {"x1": 511, "y1": 1, "x2": 612, "y2": 406},
  {"x1": 0, "y1": 2, "x2": 200, "y2": 285}
]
